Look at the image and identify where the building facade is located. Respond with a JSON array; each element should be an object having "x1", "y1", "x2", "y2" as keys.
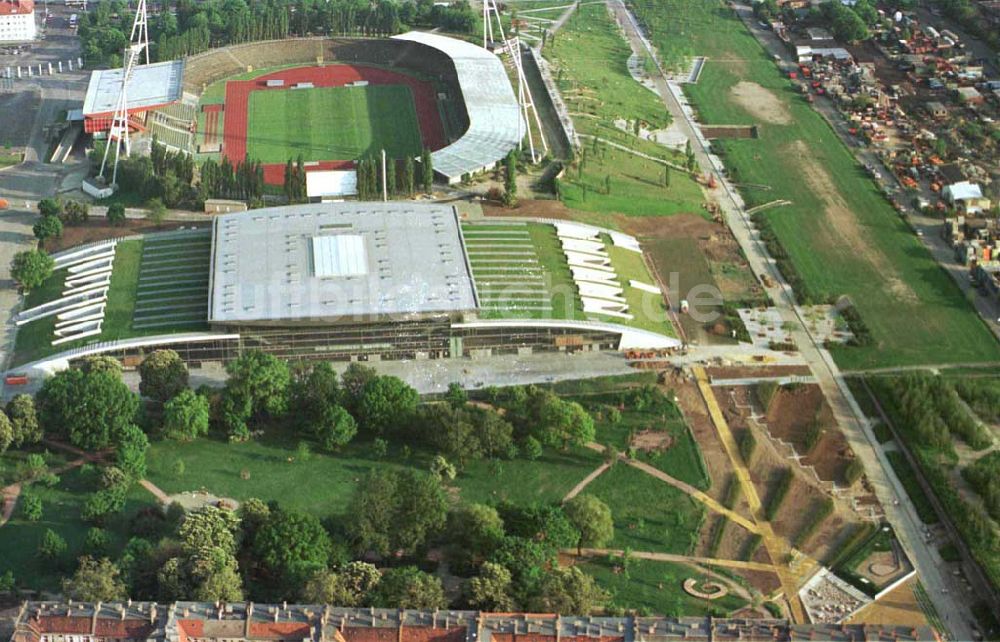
[
  {"x1": 8, "y1": 602, "x2": 940, "y2": 642},
  {"x1": 0, "y1": 0, "x2": 36, "y2": 42}
]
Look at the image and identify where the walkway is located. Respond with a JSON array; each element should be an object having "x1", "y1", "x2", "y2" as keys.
[
  {"x1": 0, "y1": 439, "x2": 104, "y2": 527},
  {"x1": 565, "y1": 547, "x2": 775, "y2": 572}
]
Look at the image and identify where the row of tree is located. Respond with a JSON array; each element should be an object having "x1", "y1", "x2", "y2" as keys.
[
  {"x1": 78, "y1": 0, "x2": 479, "y2": 68},
  {"x1": 355, "y1": 150, "x2": 433, "y2": 200}
]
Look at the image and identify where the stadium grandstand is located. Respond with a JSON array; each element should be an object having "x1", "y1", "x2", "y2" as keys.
[
  {"x1": 10, "y1": 203, "x2": 680, "y2": 377},
  {"x1": 393, "y1": 31, "x2": 523, "y2": 182},
  {"x1": 82, "y1": 60, "x2": 185, "y2": 134},
  {"x1": 80, "y1": 32, "x2": 522, "y2": 183}
]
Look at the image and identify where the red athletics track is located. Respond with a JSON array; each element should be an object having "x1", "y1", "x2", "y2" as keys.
[
  {"x1": 202, "y1": 104, "x2": 223, "y2": 146},
  {"x1": 221, "y1": 65, "x2": 447, "y2": 185}
]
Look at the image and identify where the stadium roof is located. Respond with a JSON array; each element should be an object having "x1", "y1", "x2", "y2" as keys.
[
  {"x1": 207, "y1": 202, "x2": 478, "y2": 324},
  {"x1": 393, "y1": 32, "x2": 523, "y2": 183},
  {"x1": 82, "y1": 60, "x2": 185, "y2": 117}
]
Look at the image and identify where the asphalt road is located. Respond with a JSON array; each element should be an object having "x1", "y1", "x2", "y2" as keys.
[{"x1": 607, "y1": 0, "x2": 976, "y2": 636}]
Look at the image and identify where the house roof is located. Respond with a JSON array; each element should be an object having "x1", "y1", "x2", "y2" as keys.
[
  {"x1": 0, "y1": 0, "x2": 33, "y2": 15},
  {"x1": 945, "y1": 181, "x2": 984, "y2": 201}
]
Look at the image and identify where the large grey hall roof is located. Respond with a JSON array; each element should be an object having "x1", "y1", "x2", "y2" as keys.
[
  {"x1": 207, "y1": 203, "x2": 478, "y2": 324},
  {"x1": 394, "y1": 31, "x2": 523, "y2": 182},
  {"x1": 82, "y1": 60, "x2": 185, "y2": 117}
]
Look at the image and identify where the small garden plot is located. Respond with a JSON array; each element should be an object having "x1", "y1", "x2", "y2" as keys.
[
  {"x1": 132, "y1": 231, "x2": 212, "y2": 331},
  {"x1": 834, "y1": 525, "x2": 913, "y2": 597}
]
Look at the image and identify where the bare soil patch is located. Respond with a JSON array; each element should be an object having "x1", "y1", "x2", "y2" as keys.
[
  {"x1": 846, "y1": 579, "x2": 930, "y2": 628},
  {"x1": 788, "y1": 140, "x2": 916, "y2": 303},
  {"x1": 483, "y1": 199, "x2": 577, "y2": 221},
  {"x1": 764, "y1": 384, "x2": 854, "y2": 484},
  {"x1": 631, "y1": 429, "x2": 674, "y2": 452},
  {"x1": 705, "y1": 365, "x2": 812, "y2": 380},
  {"x1": 43, "y1": 219, "x2": 210, "y2": 253},
  {"x1": 729, "y1": 82, "x2": 792, "y2": 125}
]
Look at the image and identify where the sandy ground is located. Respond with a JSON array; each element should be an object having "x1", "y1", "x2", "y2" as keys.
[
  {"x1": 788, "y1": 140, "x2": 916, "y2": 303},
  {"x1": 847, "y1": 579, "x2": 931, "y2": 628},
  {"x1": 729, "y1": 81, "x2": 792, "y2": 125}
]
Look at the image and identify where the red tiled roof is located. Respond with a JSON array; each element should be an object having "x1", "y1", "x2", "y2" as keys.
[
  {"x1": 401, "y1": 626, "x2": 466, "y2": 642},
  {"x1": 248, "y1": 622, "x2": 312, "y2": 639},
  {"x1": 490, "y1": 634, "x2": 556, "y2": 642},
  {"x1": 94, "y1": 619, "x2": 155, "y2": 638},
  {"x1": 340, "y1": 627, "x2": 397, "y2": 642},
  {"x1": 34, "y1": 617, "x2": 92, "y2": 635},
  {"x1": 0, "y1": 0, "x2": 34, "y2": 15},
  {"x1": 178, "y1": 619, "x2": 205, "y2": 642}
]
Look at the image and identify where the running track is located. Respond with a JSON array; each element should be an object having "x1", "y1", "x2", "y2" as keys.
[{"x1": 221, "y1": 65, "x2": 447, "y2": 185}]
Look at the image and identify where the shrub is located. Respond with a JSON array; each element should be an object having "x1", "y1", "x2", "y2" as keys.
[
  {"x1": 793, "y1": 496, "x2": 834, "y2": 548},
  {"x1": 764, "y1": 467, "x2": 793, "y2": 521},
  {"x1": 21, "y1": 492, "x2": 42, "y2": 521},
  {"x1": 738, "y1": 430, "x2": 756, "y2": 465},
  {"x1": 843, "y1": 458, "x2": 864, "y2": 486},
  {"x1": 754, "y1": 381, "x2": 779, "y2": 411}
]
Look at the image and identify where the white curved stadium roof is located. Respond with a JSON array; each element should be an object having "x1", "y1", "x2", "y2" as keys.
[{"x1": 393, "y1": 31, "x2": 523, "y2": 183}]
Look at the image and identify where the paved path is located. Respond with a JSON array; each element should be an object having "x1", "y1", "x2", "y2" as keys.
[
  {"x1": 567, "y1": 547, "x2": 776, "y2": 572},
  {"x1": 562, "y1": 462, "x2": 610, "y2": 502},
  {"x1": 0, "y1": 440, "x2": 101, "y2": 527},
  {"x1": 139, "y1": 479, "x2": 170, "y2": 504}
]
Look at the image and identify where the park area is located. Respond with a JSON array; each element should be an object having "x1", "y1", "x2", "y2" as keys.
[
  {"x1": 626, "y1": 0, "x2": 1000, "y2": 369},
  {"x1": 0, "y1": 369, "x2": 776, "y2": 615}
]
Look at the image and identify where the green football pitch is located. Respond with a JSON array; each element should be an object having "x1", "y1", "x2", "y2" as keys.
[{"x1": 245, "y1": 84, "x2": 424, "y2": 162}]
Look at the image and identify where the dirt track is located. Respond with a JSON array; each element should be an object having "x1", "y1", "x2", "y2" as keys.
[{"x1": 729, "y1": 82, "x2": 791, "y2": 125}]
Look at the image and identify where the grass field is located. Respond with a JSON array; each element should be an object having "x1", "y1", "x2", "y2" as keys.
[
  {"x1": 544, "y1": 2, "x2": 706, "y2": 218},
  {"x1": 246, "y1": 85, "x2": 422, "y2": 163},
  {"x1": 583, "y1": 556, "x2": 747, "y2": 616},
  {"x1": 628, "y1": 0, "x2": 1000, "y2": 369},
  {"x1": 0, "y1": 465, "x2": 158, "y2": 591},
  {"x1": 585, "y1": 463, "x2": 704, "y2": 554}
]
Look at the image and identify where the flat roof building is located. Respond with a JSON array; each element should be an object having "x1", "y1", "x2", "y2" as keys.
[
  {"x1": 82, "y1": 60, "x2": 185, "y2": 132},
  {"x1": 207, "y1": 202, "x2": 478, "y2": 325},
  {"x1": 0, "y1": 0, "x2": 36, "y2": 42}
]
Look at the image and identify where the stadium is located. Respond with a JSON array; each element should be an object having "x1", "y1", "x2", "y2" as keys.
[
  {"x1": 83, "y1": 32, "x2": 525, "y2": 188},
  {"x1": 11, "y1": 203, "x2": 681, "y2": 375}
]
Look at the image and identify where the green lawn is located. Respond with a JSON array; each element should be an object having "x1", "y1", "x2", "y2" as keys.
[
  {"x1": 585, "y1": 463, "x2": 704, "y2": 554},
  {"x1": 246, "y1": 85, "x2": 422, "y2": 163},
  {"x1": 630, "y1": 0, "x2": 1000, "y2": 369},
  {"x1": 583, "y1": 556, "x2": 747, "y2": 616},
  {"x1": 543, "y1": 2, "x2": 706, "y2": 218},
  {"x1": 0, "y1": 466, "x2": 159, "y2": 591},
  {"x1": 605, "y1": 242, "x2": 674, "y2": 336}
]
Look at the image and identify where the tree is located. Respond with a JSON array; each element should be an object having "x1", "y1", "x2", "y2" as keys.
[
  {"x1": 445, "y1": 382, "x2": 467, "y2": 408},
  {"x1": 38, "y1": 528, "x2": 67, "y2": 560},
  {"x1": 304, "y1": 561, "x2": 381, "y2": 606},
  {"x1": 372, "y1": 566, "x2": 447, "y2": 609},
  {"x1": 563, "y1": 494, "x2": 614, "y2": 554},
  {"x1": 348, "y1": 469, "x2": 447, "y2": 557},
  {"x1": 0, "y1": 410, "x2": 11, "y2": 453},
  {"x1": 106, "y1": 202, "x2": 127, "y2": 225},
  {"x1": 61, "y1": 200, "x2": 89, "y2": 225},
  {"x1": 402, "y1": 155, "x2": 415, "y2": 196},
  {"x1": 115, "y1": 424, "x2": 149, "y2": 479},
  {"x1": 163, "y1": 389, "x2": 210, "y2": 441},
  {"x1": 220, "y1": 351, "x2": 290, "y2": 440},
  {"x1": 145, "y1": 197, "x2": 167, "y2": 226},
  {"x1": 21, "y1": 491, "x2": 42, "y2": 521},
  {"x1": 386, "y1": 158, "x2": 397, "y2": 197},
  {"x1": 537, "y1": 396, "x2": 595, "y2": 449},
  {"x1": 420, "y1": 147, "x2": 434, "y2": 192},
  {"x1": 528, "y1": 567, "x2": 609, "y2": 614},
  {"x1": 10, "y1": 249, "x2": 54, "y2": 291},
  {"x1": 84, "y1": 527, "x2": 110, "y2": 555},
  {"x1": 62, "y1": 556, "x2": 126, "y2": 600},
  {"x1": 171, "y1": 505, "x2": 245, "y2": 601},
  {"x1": 504, "y1": 149, "x2": 518, "y2": 200},
  {"x1": 37, "y1": 367, "x2": 139, "y2": 450},
  {"x1": 138, "y1": 349, "x2": 189, "y2": 402},
  {"x1": 37, "y1": 198, "x2": 63, "y2": 219},
  {"x1": 33, "y1": 215, "x2": 63, "y2": 242},
  {"x1": 314, "y1": 404, "x2": 357, "y2": 451},
  {"x1": 7, "y1": 394, "x2": 41, "y2": 447},
  {"x1": 250, "y1": 507, "x2": 334, "y2": 600},
  {"x1": 357, "y1": 375, "x2": 419, "y2": 435},
  {"x1": 341, "y1": 362, "x2": 377, "y2": 414},
  {"x1": 466, "y1": 561, "x2": 516, "y2": 611}
]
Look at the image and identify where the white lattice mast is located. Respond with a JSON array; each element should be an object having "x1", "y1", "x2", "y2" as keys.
[
  {"x1": 98, "y1": 0, "x2": 149, "y2": 186},
  {"x1": 482, "y1": 0, "x2": 548, "y2": 163}
]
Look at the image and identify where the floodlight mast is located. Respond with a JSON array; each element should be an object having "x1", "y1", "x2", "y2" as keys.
[
  {"x1": 482, "y1": 0, "x2": 548, "y2": 163},
  {"x1": 97, "y1": 0, "x2": 150, "y2": 187}
]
